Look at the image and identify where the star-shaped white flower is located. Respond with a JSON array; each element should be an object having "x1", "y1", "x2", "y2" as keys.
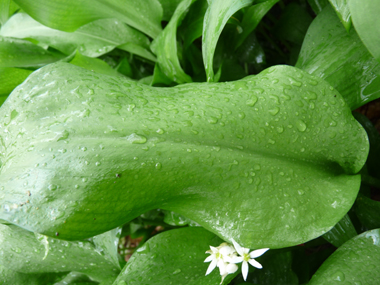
[
  {"x1": 230, "y1": 238, "x2": 269, "y2": 281},
  {"x1": 204, "y1": 242, "x2": 235, "y2": 276}
]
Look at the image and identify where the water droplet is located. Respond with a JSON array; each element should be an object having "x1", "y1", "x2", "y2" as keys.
[
  {"x1": 269, "y1": 107, "x2": 280, "y2": 116},
  {"x1": 173, "y1": 269, "x2": 181, "y2": 275},
  {"x1": 81, "y1": 147, "x2": 87, "y2": 151},
  {"x1": 298, "y1": 190, "x2": 304, "y2": 195},
  {"x1": 331, "y1": 270, "x2": 345, "y2": 282},
  {"x1": 95, "y1": 162, "x2": 101, "y2": 166},
  {"x1": 208, "y1": 117, "x2": 218, "y2": 124},
  {"x1": 156, "y1": 128, "x2": 164, "y2": 134},
  {"x1": 155, "y1": 162, "x2": 162, "y2": 170},
  {"x1": 246, "y1": 95, "x2": 258, "y2": 107},
  {"x1": 276, "y1": 126, "x2": 284, "y2": 133},
  {"x1": 296, "y1": 120, "x2": 307, "y2": 132},
  {"x1": 126, "y1": 133, "x2": 147, "y2": 144},
  {"x1": 238, "y1": 112, "x2": 246, "y2": 119},
  {"x1": 48, "y1": 184, "x2": 57, "y2": 191}
]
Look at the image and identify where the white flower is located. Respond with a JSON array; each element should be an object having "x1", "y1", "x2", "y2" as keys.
[
  {"x1": 230, "y1": 238, "x2": 269, "y2": 281},
  {"x1": 204, "y1": 242, "x2": 238, "y2": 284}
]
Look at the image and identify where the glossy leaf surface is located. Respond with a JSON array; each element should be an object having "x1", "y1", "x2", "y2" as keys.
[
  {"x1": 202, "y1": 0, "x2": 254, "y2": 81},
  {"x1": 296, "y1": 5, "x2": 380, "y2": 110},
  {"x1": 0, "y1": 37, "x2": 65, "y2": 67},
  {"x1": 349, "y1": 0, "x2": 380, "y2": 64},
  {"x1": 13, "y1": 0, "x2": 162, "y2": 38},
  {"x1": 112, "y1": 227, "x2": 232, "y2": 285},
  {"x1": 0, "y1": 13, "x2": 150, "y2": 58},
  {"x1": 0, "y1": 63, "x2": 368, "y2": 249},
  {"x1": 151, "y1": 0, "x2": 194, "y2": 84},
  {"x1": 0, "y1": 224, "x2": 119, "y2": 283},
  {"x1": 328, "y1": 0, "x2": 351, "y2": 32},
  {"x1": 309, "y1": 229, "x2": 380, "y2": 284}
]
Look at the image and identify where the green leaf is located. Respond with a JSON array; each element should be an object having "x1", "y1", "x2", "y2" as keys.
[
  {"x1": 0, "y1": 265, "x2": 67, "y2": 285},
  {"x1": 349, "y1": 0, "x2": 380, "y2": 64},
  {"x1": 0, "y1": 37, "x2": 65, "y2": 67},
  {"x1": 157, "y1": 0, "x2": 183, "y2": 21},
  {"x1": 296, "y1": 5, "x2": 380, "y2": 110},
  {"x1": 112, "y1": 227, "x2": 236, "y2": 285},
  {"x1": 309, "y1": 229, "x2": 380, "y2": 284},
  {"x1": 355, "y1": 194, "x2": 380, "y2": 230},
  {"x1": 234, "y1": 0, "x2": 279, "y2": 49},
  {"x1": 322, "y1": 214, "x2": 357, "y2": 247},
  {"x1": 13, "y1": 0, "x2": 162, "y2": 39},
  {"x1": 0, "y1": 13, "x2": 151, "y2": 58},
  {"x1": 249, "y1": 250, "x2": 298, "y2": 284},
  {"x1": 151, "y1": 0, "x2": 194, "y2": 84},
  {"x1": 307, "y1": 0, "x2": 329, "y2": 14},
  {"x1": 69, "y1": 51, "x2": 123, "y2": 77},
  {"x1": 0, "y1": 67, "x2": 32, "y2": 100},
  {"x1": 328, "y1": 0, "x2": 351, "y2": 32},
  {"x1": 0, "y1": 63, "x2": 368, "y2": 249},
  {"x1": 0, "y1": 224, "x2": 119, "y2": 283},
  {"x1": 203, "y1": 0, "x2": 254, "y2": 82},
  {"x1": 272, "y1": 3, "x2": 313, "y2": 45}
]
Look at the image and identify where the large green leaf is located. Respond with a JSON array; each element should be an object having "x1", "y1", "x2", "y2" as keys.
[
  {"x1": 157, "y1": 0, "x2": 183, "y2": 21},
  {"x1": 0, "y1": 224, "x2": 119, "y2": 283},
  {"x1": 112, "y1": 227, "x2": 235, "y2": 285},
  {"x1": 151, "y1": 0, "x2": 194, "y2": 84},
  {"x1": 328, "y1": 0, "x2": 351, "y2": 32},
  {"x1": 0, "y1": 63, "x2": 368, "y2": 249},
  {"x1": 349, "y1": 0, "x2": 380, "y2": 64},
  {"x1": 309, "y1": 229, "x2": 380, "y2": 284},
  {"x1": 202, "y1": 0, "x2": 254, "y2": 82},
  {"x1": 296, "y1": 5, "x2": 380, "y2": 110},
  {"x1": 0, "y1": 13, "x2": 151, "y2": 58},
  {"x1": 13, "y1": 0, "x2": 162, "y2": 39},
  {"x1": 0, "y1": 37, "x2": 65, "y2": 67}
]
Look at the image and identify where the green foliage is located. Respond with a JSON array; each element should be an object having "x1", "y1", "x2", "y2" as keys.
[{"x1": 0, "y1": 0, "x2": 379, "y2": 284}]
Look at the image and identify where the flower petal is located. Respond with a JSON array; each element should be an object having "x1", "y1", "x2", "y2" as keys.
[
  {"x1": 241, "y1": 260, "x2": 249, "y2": 281},
  {"x1": 217, "y1": 260, "x2": 228, "y2": 275},
  {"x1": 231, "y1": 256, "x2": 244, "y2": 263},
  {"x1": 248, "y1": 258, "x2": 263, "y2": 269},
  {"x1": 206, "y1": 259, "x2": 217, "y2": 275},
  {"x1": 226, "y1": 263, "x2": 238, "y2": 274},
  {"x1": 204, "y1": 255, "x2": 214, "y2": 263},
  {"x1": 249, "y1": 248, "x2": 270, "y2": 258},
  {"x1": 231, "y1": 238, "x2": 244, "y2": 256}
]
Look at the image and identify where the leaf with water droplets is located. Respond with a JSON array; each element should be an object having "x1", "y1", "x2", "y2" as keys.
[
  {"x1": 309, "y1": 229, "x2": 380, "y2": 284},
  {"x1": 112, "y1": 227, "x2": 236, "y2": 285},
  {"x1": 0, "y1": 62, "x2": 368, "y2": 250}
]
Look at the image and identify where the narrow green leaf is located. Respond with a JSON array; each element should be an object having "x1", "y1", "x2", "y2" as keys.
[
  {"x1": 309, "y1": 229, "x2": 380, "y2": 284},
  {"x1": 322, "y1": 214, "x2": 357, "y2": 247},
  {"x1": 0, "y1": 63, "x2": 368, "y2": 249},
  {"x1": 0, "y1": 224, "x2": 119, "y2": 283},
  {"x1": 355, "y1": 194, "x2": 380, "y2": 230},
  {"x1": 151, "y1": 0, "x2": 194, "y2": 84},
  {"x1": 13, "y1": 0, "x2": 162, "y2": 39},
  {"x1": 328, "y1": 0, "x2": 351, "y2": 32},
  {"x1": 0, "y1": 0, "x2": 10, "y2": 26},
  {"x1": 0, "y1": 67, "x2": 32, "y2": 100},
  {"x1": 307, "y1": 0, "x2": 329, "y2": 14},
  {"x1": 180, "y1": 0, "x2": 208, "y2": 50},
  {"x1": 0, "y1": 13, "x2": 151, "y2": 58},
  {"x1": 69, "y1": 51, "x2": 123, "y2": 77},
  {"x1": 118, "y1": 43, "x2": 156, "y2": 62},
  {"x1": 349, "y1": 0, "x2": 380, "y2": 64},
  {"x1": 112, "y1": 227, "x2": 235, "y2": 285},
  {"x1": 157, "y1": 0, "x2": 183, "y2": 21},
  {"x1": 296, "y1": 5, "x2": 380, "y2": 110},
  {"x1": 234, "y1": 0, "x2": 279, "y2": 49},
  {"x1": 0, "y1": 265, "x2": 67, "y2": 285},
  {"x1": 92, "y1": 227, "x2": 122, "y2": 269},
  {"x1": 203, "y1": 0, "x2": 254, "y2": 81}
]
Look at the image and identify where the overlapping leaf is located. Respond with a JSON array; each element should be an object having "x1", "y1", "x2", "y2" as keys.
[
  {"x1": 328, "y1": 0, "x2": 351, "y2": 31},
  {"x1": 13, "y1": 0, "x2": 162, "y2": 38},
  {"x1": 202, "y1": 0, "x2": 254, "y2": 81},
  {"x1": 296, "y1": 5, "x2": 380, "y2": 110},
  {"x1": 112, "y1": 227, "x2": 233, "y2": 285},
  {"x1": 309, "y1": 229, "x2": 380, "y2": 284},
  {"x1": 0, "y1": 63, "x2": 368, "y2": 249},
  {"x1": 0, "y1": 224, "x2": 119, "y2": 283}
]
